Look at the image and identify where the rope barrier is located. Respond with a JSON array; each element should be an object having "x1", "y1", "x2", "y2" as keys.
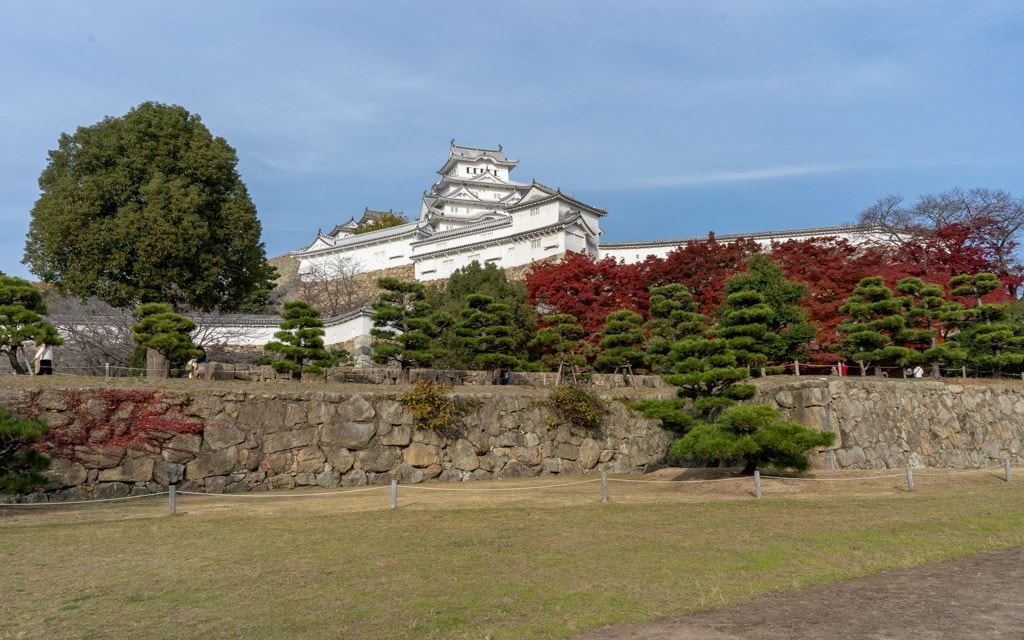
[
  {"x1": 396, "y1": 479, "x2": 598, "y2": 492},
  {"x1": 1, "y1": 463, "x2": 1016, "y2": 511},
  {"x1": 175, "y1": 486, "x2": 387, "y2": 498},
  {"x1": 0, "y1": 490, "x2": 170, "y2": 508}
]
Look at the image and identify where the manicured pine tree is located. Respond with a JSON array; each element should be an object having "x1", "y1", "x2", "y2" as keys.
[
  {"x1": 263, "y1": 301, "x2": 334, "y2": 381},
  {"x1": 837, "y1": 277, "x2": 914, "y2": 376},
  {"x1": 715, "y1": 289, "x2": 778, "y2": 376},
  {"x1": 643, "y1": 284, "x2": 705, "y2": 374},
  {"x1": 370, "y1": 277, "x2": 448, "y2": 380},
  {"x1": 0, "y1": 275, "x2": 64, "y2": 374},
  {"x1": 632, "y1": 303, "x2": 754, "y2": 433},
  {"x1": 894, "y1": 277, "x2": 962, "y2": 377},
  {"x1": 947, "y1": 273, "x2": 1024, "y2": 378},
  {"x1": 451, "y1": 293, "x2": 520, "y2": 372},
  {"x1": 131, "y1": 303, "x2": 198, "y2": 378},
  {"x1": 429, "y1": 261, "x2": 536, "y2": 368},
  {"x1": 672, "y1": 403, "x2": 835, "y2": 475},
  {"x1": 527, "y1": 313, "x2": 592, "y2": 375},
  {"x1": 593, "y1": 309, "x2": 648, "y2": 373},
  {"x1": 0, "y1": 406, "x2": 51, "y2": 494},
  {"x1": 722, "y1": 255, "x2": 815, "y2": 366}
]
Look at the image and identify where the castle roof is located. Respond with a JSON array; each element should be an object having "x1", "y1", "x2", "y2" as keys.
[{"x1": 437, "y1": 140, "x2": 519, "y2": 176}]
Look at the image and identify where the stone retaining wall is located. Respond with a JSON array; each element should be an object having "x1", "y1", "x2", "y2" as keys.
[
  {"x1": 3, "y1": 377, "x2": 1023, "y2": 502},
  {"x1": 756, "y1": 378, "x2": 1024, "y2": 469},
  {"x1": 0, "y1": 385, "x2": 672, "y2": 502}
]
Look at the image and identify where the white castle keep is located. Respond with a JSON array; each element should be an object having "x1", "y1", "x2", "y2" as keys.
[{"x1": 290, "y1": 141, "x2": 877, "y2": 282}]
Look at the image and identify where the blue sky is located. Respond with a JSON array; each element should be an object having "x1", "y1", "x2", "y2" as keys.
[{"x1": 2, "y1": 1, "x2": 1022, "y2": 281}]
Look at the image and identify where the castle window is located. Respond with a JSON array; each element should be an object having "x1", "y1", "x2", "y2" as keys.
[
  {"x1": 530, "y1": 208, "x2": 539, "y2": 216},
  {"x1": 531, "y1": 239, "x2": 540, "y2": 249}
]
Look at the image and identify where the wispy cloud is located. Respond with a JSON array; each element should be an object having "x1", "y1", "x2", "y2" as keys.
[{"x1": 617, "y1": 163, "x2": 862, "y2": 189}]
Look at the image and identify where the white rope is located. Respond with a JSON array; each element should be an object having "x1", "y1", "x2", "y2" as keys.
[
  {"x1": 0, "y1": 491, "x2": 169, "y2": 508},
  {"x1": 607, "y1": 476, "x2": 750, "y2": 484},
  {"x1": 175, "y1": 486, "x2": 387, "y2": 499},
  {"x1": 398, "y1": 479, "x2": 599, "y2": 492}
]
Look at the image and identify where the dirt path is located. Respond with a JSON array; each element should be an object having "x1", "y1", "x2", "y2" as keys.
[{"x1": 574, "y1": 547, "x2": 1024, "y2": 640}]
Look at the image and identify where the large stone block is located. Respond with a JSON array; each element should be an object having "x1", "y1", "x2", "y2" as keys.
[
  {"x1": 356, "y1": 444, "x2": 402, "y2": 473},
  {"x1": 185, "y1": 445, "x2": 240, "y2": 479},
  {"x1": 404, "y1": 442, "x2": 438, "y2": 467},
  {"x1": 204, "y1": 424, "x2": 246, "y2": 450},
  {"x1": 326, "y1": 449, "x2": 355, "y2": 473},
  {"x1": 578, "y1": 438, "x2": 602, "y2": 470},
  {"x1": 153, "y1": 460, "x2": 185, "y2": 485},
  {"x1": 379, "y1": 424, "x2": 412, "y2": 446},
  {"x1": 322, "y1": 421, "x2": 376, "y2": 450},
  {"x1": 295, "y1": 446, "x2": 326, "y2": 473},
  {"x1": 263, "y1": 427, "x2": 319, "y2": 453},
  {"x1": 98, "y1": 456, "x2": 154, "y2": 483},
  {"x1": 336, "y1": 395, "x2": 376, "y2": 422},
  {"x1": 496, "y1": 460, "x2": 537, "y2": 479},
  {"x1": 451, "y1": 439, "x2": 480, "y2": 471},
  {"x1": 44, "y1": 459, "x2": 88, "y2": 489}
]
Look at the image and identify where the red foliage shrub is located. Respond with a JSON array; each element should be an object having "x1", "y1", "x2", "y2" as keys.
[{"x1": 35, "y1": 389, "x2": 205, "y2": 462}]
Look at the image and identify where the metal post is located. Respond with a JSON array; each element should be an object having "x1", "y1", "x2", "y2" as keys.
[
  {"x1": 906, "y1": 467, "x2": 914, "y2": 492},
  {"x1": 754, "y1": 470, "x2": 762, "y2": 499},
  {"x1": 601, "y1": 472, "x2": 608, "y2": 503},
  {"x1": 1005, "y1": 458, "x2": 1012, "y2": 483},
  {"x1": 794, "y1": 360, "x2": 800, "y2": 376},
  {"x1": 169, "y1": 484, "x2": 176, "y2": 515},
  {"x1": 391, "y1": 479, "x2": 398, "y2": 509},
  {"x1": 105, "y1": 362, "x2": 110, "y2": 377}
]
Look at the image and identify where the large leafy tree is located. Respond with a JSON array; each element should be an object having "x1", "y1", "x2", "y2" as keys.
[
  {"x1": 430, "y1": 261, "x2": 536, "y2": 367},
  {"x1": 769, "y1": 236, "x2": 890, "y2": 360},
  {"x1": 24, "y1": 101, "x2": 277, "y2": 312},
  {"x1": 264, "y1": 301, "x2": 335, "y2": 381},
  {"x1": 0, "y1": 276, "x2": 63, "y2": 374},
  {"x1": 526, "y1": 251, "x2": 647, "y2": 338},
  {"x1": 859, "y1": 188, "x2": 1024, "y2": 295},
  {"x1": 638, "y1": 234, "x2": 760, "y2": 314}
]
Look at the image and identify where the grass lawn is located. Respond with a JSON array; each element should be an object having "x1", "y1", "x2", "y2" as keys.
[{"x1": 1, "y1": 468, "x2": 1022, "y2": 639}]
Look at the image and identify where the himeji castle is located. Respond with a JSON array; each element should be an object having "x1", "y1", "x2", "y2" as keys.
[{"x1": 290, "y1": 141, "x2": 877, "y2": 281}]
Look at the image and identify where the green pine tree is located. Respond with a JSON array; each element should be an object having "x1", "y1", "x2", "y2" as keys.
[
  {"x1": 264, "y1": 301, "x2": 335, "y2": 381},
  {"x1": 837, "y1": 277, "x2": 914, "y2": 376},
  {"x1": 947, "y1": 273, "x2": 1024, "y2": 378},
  {"x1": 593, "y1": 309, "x2": 648, "y2": 373},
  {"x1": 451, "y1": 293, "x2": 521, "y2": 371},
  {"x1": 0, "y1": 275, "x2": 63, "y2": 375},
  {"x1": 370, "y1": 278, "x2": 448, "y2": 380},
  {"x1": 0, "y1": 406, "x2": 51, "y2": 494},
  {"x1": 131, "y1": 303, "x2": 197, "y2": 378}
]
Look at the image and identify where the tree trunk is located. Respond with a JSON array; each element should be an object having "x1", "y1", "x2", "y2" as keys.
[
  {"x1": 146, "y1": 348, "x2": 168, "y2": 378},
  {"x1": 5, "y1": 348, "x2": 27, "y2": 375}
]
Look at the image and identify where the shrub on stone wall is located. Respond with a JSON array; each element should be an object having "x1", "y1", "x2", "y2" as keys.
[
  {"x1": 544, "y1": 385, "x2": 606, "y2": 430},
  {"x1": 400, "y1": 380, "x2": 457, "y2": 431}
]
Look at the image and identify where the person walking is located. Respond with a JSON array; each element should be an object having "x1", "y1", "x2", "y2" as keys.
[{"x1": 34, "y1": 342, "x2": 53, "y2": 375}]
